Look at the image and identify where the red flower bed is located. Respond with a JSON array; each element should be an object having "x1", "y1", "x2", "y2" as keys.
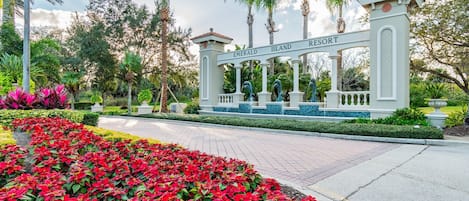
[{"x1": 0, "y1": 117, "x2": 316, "y2": 201}]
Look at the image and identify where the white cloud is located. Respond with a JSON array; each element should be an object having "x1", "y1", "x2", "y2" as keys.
[{"x1": 16, "y1": 8, "x2": 83, "y2": 29}]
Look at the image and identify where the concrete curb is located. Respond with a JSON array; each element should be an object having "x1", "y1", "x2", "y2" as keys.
[{"x1": 100, "y1": 115, "x2": 469, "y2": 146}]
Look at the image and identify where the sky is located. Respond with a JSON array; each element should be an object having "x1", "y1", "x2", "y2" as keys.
[{"x1": 25, "y1": 0, "x2": 369, "y2": 51}]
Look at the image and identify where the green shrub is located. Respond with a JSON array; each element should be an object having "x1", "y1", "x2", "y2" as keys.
[
  {"x1": 74, "y1": 102, "x2": 93, "y2": 110},
  {"x1": 130, "y1": 113, "x2": 443, "y2": 139},
  {"x1": 445, "y1": 105, "x2": 468, "y2": 128},
  {"x1": 184, "y1": 102, "x2": 200, "y2": 114},
  {"x1": 82, "y1": 112, "x2": 100, "y2": 126},
  {"x1": 137, "y1": 89, "x2": 153, "y2": 104},
  {"x1": 0, "y1": 110, "x2": 97, "y2": 126},
  {"x1": 346, "y1": 108, "x2": 429, "y2": 126},
  {"x1": 410, "y1": 83, "x2": 428, "y2": 107},
  {"x1": 425, "y1": 83, "x2": 448, "y2": 99},
  {"x1": 90, "y1": 93, "x2": 103, "y2": 104}
]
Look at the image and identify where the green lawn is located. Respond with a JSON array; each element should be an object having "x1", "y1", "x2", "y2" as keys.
[{"x1": 418, "y1": 106, "x2": 465, "y2": 115}]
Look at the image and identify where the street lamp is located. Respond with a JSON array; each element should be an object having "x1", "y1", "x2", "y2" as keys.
[{"x1": 23, "y1": 0, "x2": 31, "y2": 92}]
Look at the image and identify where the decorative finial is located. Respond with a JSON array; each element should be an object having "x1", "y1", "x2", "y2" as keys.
[{"x1": 210, "y1": 28, "x2": 213, "y2": 32}]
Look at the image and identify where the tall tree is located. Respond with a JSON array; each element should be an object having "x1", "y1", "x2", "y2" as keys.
[
  {"x1": 260, "y1": 0, "x2": 279, "y2": 75},
  {"x1": 301, "y1": 0, "x2": 310, "y2": 74},
  {"x1": 159, "y1": 0, "x2": 170, "y2": 113},
  {"x1": 120, "y1": 51, "x2": 142, "y2": 115},
  {"x1": 260, "y1": 0, "x2": 279, "y2": 45},
  {"x1": 326, "y1": 0, "x2": 350, "y2": 91},
  {"x1": 411, "y1": 0, "x2": 468, "y2": 95}
]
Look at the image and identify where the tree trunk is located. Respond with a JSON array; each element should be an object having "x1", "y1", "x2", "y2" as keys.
[
  {"x1": 303, "y1": 15, "x2": 308, "y2": 74},
  {"x1": 248, "y1": 6, "x2": 254, "y2": 80},
  {"x1": 127, "y1": 83, "x2": 132, "y2": 115},
  {"x1": 268, "y1": 11, "x2": 275, "y2": 75},
  {"x1": 336, "y1": 5, "x2": 344, "y2": 91},
  {"x1": 71, "y1": 94, "x2": 75, "y2": 110},
  {"x1": 160, "y1": 6, "x2": 169, "y2": 113}
]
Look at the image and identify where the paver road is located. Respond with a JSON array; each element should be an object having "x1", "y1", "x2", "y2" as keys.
[{"x1": 99, "y1": 116, "x2": 398, "y2": 187}]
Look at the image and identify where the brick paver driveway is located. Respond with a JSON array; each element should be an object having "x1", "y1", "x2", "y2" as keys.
[{"x1": 99, "y1": 116, "x2": 398, "y2": 187}]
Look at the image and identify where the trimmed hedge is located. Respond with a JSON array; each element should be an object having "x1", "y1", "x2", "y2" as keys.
[
  {"x1": 74, "y1": 101, "x2": 94, "y2": 110},
  {"x1": 128, "y1": 113, "x2": 443, "y2": 139},
  {"x1": 0, "y1": 110, "x2": 99, "y2": 127}
]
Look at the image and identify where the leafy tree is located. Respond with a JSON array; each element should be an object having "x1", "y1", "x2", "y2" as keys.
[
  {"x1": 411, "y1": 0, "x2": 468, "y2": 95},
  {"x1": 31, "y1": 38, "x2": 62, "y2": 86},
  {"x1": 0, "y1": 22, "x2": 22, "y2": 56},
  {"x1": 120, "y1": 51, "x2": 142, "y2": 115}
]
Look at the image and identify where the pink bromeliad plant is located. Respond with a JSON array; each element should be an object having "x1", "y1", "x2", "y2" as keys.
[
  {"x1": 36, "y1": 85, "x2": 69, "y2": 109},
  {"x1": 0, "y1": 85, "x2": 69, "y2": 110},
  {"x1": 1, "y1": 88, "x2": 37, "y2": 110}
]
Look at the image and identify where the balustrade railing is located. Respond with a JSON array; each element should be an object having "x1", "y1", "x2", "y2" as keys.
[
  {"x1": 339, "y1": 91, "x2": 370, "y2": 108},
  {"x1": 218, "y1": 94, "x2": 234, "y2": 105}
]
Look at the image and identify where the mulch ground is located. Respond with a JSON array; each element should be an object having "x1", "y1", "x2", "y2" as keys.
[
  {"x1": 444, "y1": 125, "x2": 469, "y2": 136},
  {"x1": 280, "y1": 184, "x2": 310, "y2": 201}
]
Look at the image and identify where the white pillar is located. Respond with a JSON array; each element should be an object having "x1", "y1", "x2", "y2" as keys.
[
  {"x1": 289, "y1": 59, "x2": 304, "y2": 108},
  {"x1": 235, "y1": 66, "x2": 242, "y2": 93},
  {"x1": 292, "y1": 60, "x2": 300, "y2": 92},
  {"x1": 261, "y1": 63, "x2": 268, "y2": 92},
  {"x1": 325, "y1": 55, "x2": 340, "y2": 108},
  {"x1": 329, "y1": 55, "x2": 339, "y2": 92},
  {"x1": 233, "y1": 65, "x2": 244, "y2": 105},
  {"x1": 258, "y1": 62, "x2": 271, "y2": 106}
]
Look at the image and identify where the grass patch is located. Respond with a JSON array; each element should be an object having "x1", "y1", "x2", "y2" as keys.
[
  {"x1": 120, "y1": 113, "x2": 443, "y2": 139},
  {"x1": 0, "y1": 127, "x2": 15, "y2": 147}
]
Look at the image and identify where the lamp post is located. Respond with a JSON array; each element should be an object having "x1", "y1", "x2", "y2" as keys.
[{"x1": 23, "y1": 0, "x2": 31, "y2": 92}]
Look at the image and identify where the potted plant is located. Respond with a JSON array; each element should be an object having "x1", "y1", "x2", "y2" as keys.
[
  {"x1": 425, "y1": 83, "x2": 448, "y2": 114},
  {"x1": 90, "y1": 93, "x2": 103, "y2": 112},
  {"x1": 138, "y1": 89, "x2": 153, "y2": 106},
  {"x1": 137, "y1": 89, "x2": 153, "y2": 115}
]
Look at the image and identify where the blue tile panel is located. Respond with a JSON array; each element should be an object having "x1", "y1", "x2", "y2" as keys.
[
  {"x1": 212, "y1": 105, "x2": 370, "y2": 118},
  {"x1": 266, "y1": 103, "x2": 283, "y2": 114}
]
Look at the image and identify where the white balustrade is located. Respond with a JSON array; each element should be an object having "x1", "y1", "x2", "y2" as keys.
[
  {"x1": 218, "y1": 94, "x2": 234, "y2": 105},
  {"x1": 339, "y1": 91, "x2": 370, "y2": 108}
]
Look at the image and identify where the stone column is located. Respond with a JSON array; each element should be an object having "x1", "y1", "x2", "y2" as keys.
[
  {"x1": 235, "y1": 66, "x2": 241, "y2": 93},
  {"x1": 290, "y1": 60, "x2": 304, "y2": 108},
  {"x1": 258, "y1": 63, "x2": 271, "y2": 106},
  {"x1": 233, "y1": 65, "x2": 244, "y2": 104},
  {"x1": 326, "y1": 55, "x2": 340, "y2": 108}
]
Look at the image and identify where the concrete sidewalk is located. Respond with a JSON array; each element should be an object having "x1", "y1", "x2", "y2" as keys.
[{"x1": 99, "y1": 116, "x2": 469, "y2": 201}]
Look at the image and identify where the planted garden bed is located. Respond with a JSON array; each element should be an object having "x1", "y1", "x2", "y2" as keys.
[{"x1": 0, "y1": 117, "x2": 316, "y2": 200}]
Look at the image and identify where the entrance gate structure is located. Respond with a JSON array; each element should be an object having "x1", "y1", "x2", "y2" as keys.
[{"x1": 191, "y1": 0, "x2": 424, "y2": 119}]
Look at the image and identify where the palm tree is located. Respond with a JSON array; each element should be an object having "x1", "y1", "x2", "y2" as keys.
[
  {"x1": 326, "y1": 0, "x2": 350, "y2": 91},
  {"x1": 160, "y1": 0, "x2": 170, "y2": 113},
  {"x1": 301, "y1": 0, "x2": 310, "y2": 74},
  {"x1": 61, "y1": 71, "x2": 82, "y2": 110},
  {"x1": 260, "y1": 0, "x2": 279, "y2": 45},
  {"x1": 227, "y1": 0, "x2": 261, "y2": 80},
  {"x1": 2, "y1": 0, "x2": 22, "y2": 25},
  {"x1": 260, "y1": 0, "x2": 279, "y2": 75},
  {"x1": 120, "y1": 51, "x2": 142, "y2": 115},
  {"x1": 227, "y1": 0, "x2": 261, "y2": 48}
]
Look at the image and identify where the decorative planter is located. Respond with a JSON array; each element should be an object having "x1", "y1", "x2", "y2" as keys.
[
  {"x1": 427, "y1": 99, "x2": 447, "y2": 115},
  {"x1": 137, "y1": 101, "x2": 153, "y2": 115},
  {"x1": 91, "y1": 103, "x2": 103, "y2": 113}
]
